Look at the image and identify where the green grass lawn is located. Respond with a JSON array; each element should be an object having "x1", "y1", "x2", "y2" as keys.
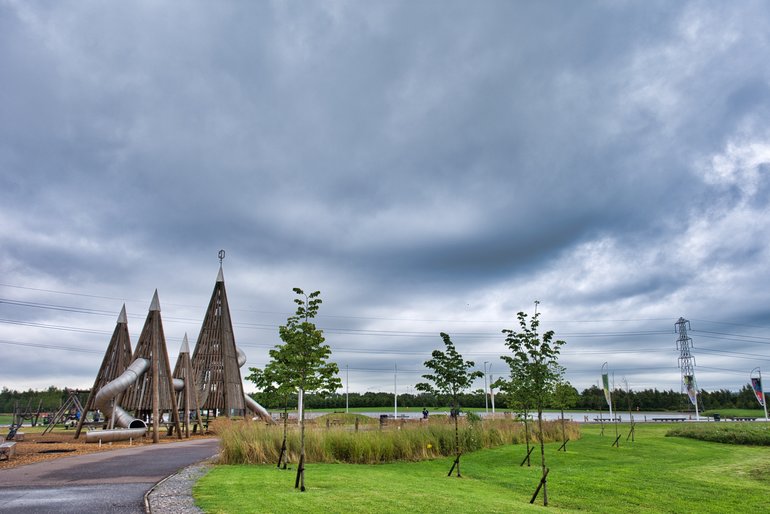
[{"x1": 194, "y1": 423, "x2": 770, "y2": 513}]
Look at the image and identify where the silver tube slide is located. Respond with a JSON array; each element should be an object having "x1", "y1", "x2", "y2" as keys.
[
  {"x1": 93, "y1": 358, "x2": 150, "y2": 429},
  {"x1": 85, "y1": 427, "x2": 146, "y2": 444},
  {"x1": 236, "y1": 347, "x2": 247, "y2": 368},
  {"x1": 244, "y1": 394, "x2": 273, "y2": 422},
  {"x1": 237, "y1": 346, "x2": 275, "y2": 424}
]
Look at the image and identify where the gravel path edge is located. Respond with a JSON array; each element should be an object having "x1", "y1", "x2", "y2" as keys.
[{"x1": 145, "y1": 457, "x2": 217, "y2": 513}]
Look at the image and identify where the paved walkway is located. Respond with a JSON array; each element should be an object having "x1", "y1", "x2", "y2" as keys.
[{"x1": 0, "y1": 438, "x2": 219, "y2": 513}]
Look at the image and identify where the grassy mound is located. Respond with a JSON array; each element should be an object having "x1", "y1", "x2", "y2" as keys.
[{"x1": 667, "y1": 422, "x2": 770, "y2": 445}]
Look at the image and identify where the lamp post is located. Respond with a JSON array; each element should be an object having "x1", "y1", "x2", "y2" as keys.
[
  {"x1": 489, "y1": 365, "x2": 495, "y2": 415},
  {"x1": 484, "y1": 361, "x2": 489, "y2": 415}
]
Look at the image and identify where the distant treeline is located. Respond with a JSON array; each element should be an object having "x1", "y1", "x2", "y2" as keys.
[
  {"x1": 251, "y1": 383, "x2": 762, "y2": 412},
  {"x1": 0, "y1": 386, "x2": 86, "y2": 414},
  {"x1": 1, "y1": 384, "x2": 761, "y2": 414}
]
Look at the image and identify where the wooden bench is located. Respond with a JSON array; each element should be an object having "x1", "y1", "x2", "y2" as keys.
[
  {"x1": 0, "y1": 442, "x2": 17, "y2": 461},
  {"x1": 651, "y1": 417, "x2": 686, "y2": 422}
]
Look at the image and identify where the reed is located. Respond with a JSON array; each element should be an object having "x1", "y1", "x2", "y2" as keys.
[{"x1": 217, "y1": 417, "x2": 580, "y2": 465}]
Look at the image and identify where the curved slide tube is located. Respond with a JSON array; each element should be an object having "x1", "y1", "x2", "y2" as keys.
[
  {"x1": 237, "y1": 347, "x2": 275, "y2": 424},
  {"x1": 86, "y1": 358, "x2": 150, "y2": 443}
]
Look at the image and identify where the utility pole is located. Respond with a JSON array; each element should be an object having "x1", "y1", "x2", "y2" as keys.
[
  {"x1": 675, "y1": 317, "x2": 699, "y2": 421},
  {"x1": 490, "y1": 365, "x2": 495, "y2": 415},
  {"x1": 484, "y1": 361, "x2": 489, "y2": 415},
  {"x1": 394, "y1": 363, "x2": 398, "y2": 419}
]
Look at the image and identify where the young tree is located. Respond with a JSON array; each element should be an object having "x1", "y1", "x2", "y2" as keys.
[
  {"x1": 493, "y1": 360, "x2": 535, "y2": 466},
  {"x1": 552, "y1": 380, "x2": 579, "y2": 451},
  {"x1": 246, "y1": 361, "x2": 294, "y2": 469},
  {"x1": 501, "y1": 310, "x2": 565, "y2": 506},
  {"x1": 250, "y1": 288, "x2": 341, "y2": 491},
  {"x1": 416, "y1": 332, "x2": 483, "y2": 477}
]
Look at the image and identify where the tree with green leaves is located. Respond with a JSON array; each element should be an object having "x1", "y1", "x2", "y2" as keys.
[
  {"x1": 246, "y1": 361, "x2": 294, "y2": 469},
  {"x1": 493, "y1": 359, "x2": 535, "y2": 466},
  {"x1": 501, "y1": 310, "x2": 565, "y2": 506},
  {"x1": 416, "y1": 332, "x2": 483, "y2": 477},
  {"x1": 249, "y1": 288, "x2": 341, "y2": 491},
  {"x1": 553, "y1": 380, "x2": 579, "y2": 451}
]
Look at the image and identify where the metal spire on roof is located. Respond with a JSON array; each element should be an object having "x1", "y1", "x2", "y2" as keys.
[
  {"x1": 217, "y1": 249, "x2": 225, "y2": 282},
  {"x1": 117, "y1": 304, "x2": 127, "y2": 324},
  {"x1": 179, "y1": 333, "x2": 190, "y2": 354},
  {"x1": 149, "y1": 289, "x2": 161, "y2": 312}
]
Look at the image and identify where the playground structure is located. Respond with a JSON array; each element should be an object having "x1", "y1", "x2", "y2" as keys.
[
  {"x1": 79, "y1": 258, "x2": 273, "y2": 444},
  {"x1": 74, "y1": 305, "x2": 133, "y2": 439},
  {"x1": 42, "y1": 390, "x2": 86, "y2": 435}
]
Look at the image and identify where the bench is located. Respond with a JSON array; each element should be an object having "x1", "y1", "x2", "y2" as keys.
[
  {"x1": 0, "y1": 442, "x2": 17, "y2": 461},
  {"x1": 651, "y1": 417, "x2": 686, "y2": 422}
]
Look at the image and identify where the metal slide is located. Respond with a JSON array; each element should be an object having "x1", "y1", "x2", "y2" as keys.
[
  {"x1": 85, "y1": 358, "x2": 149, "y2": 443},
  {"x1": 237, "y1": 347, "x2": 275, "y2": 423}
]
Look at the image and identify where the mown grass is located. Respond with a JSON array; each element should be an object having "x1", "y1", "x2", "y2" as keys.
[
  {"x1": 195, "y1": 423, "x2": 770, "y2": 513},
  {"x1": 667, "y1": 422, "x2": 770, "y2": 445},
  {"x1": 214, "y1": 417, "x2": 578, "y2": 465}
]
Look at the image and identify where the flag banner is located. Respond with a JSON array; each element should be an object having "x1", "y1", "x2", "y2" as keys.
[
  {"x1": 751, "y1": 377, "x2": 765, "y2": 407},
  {"x1": 602, "y1": 373, "x2": 611, "y2": 407},
  {"x1": 683, "y1": 375, "x2": 697, "y2": 406}
]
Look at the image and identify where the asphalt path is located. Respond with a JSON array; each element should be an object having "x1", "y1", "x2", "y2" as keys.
[{"x1": 0, "y1": 438, "x2": 219, "y2": 513}]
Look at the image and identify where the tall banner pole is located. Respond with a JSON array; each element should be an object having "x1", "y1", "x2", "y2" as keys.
[
  {"x1": 751, "y1": 368, "x2": 768, "y2": 421},
  {"x1": 602, "y1": 362, "x2": 613, "y2": 422}
]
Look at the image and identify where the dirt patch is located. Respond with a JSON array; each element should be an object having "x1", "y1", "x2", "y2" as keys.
[{"x1": 0, "y1": 429, "x2": 215, "y2": 470}]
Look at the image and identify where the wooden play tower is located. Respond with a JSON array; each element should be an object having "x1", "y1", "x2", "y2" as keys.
[
  {"x1": 191, "y1": 259, "x2": 247, "y2": 418},
  {"x1": 172, "y1": 333, "x2": 205, "y2": 437},
  {"x1": 121, "y1": 290, "x2": 182, "y2": 442},
  {"x1": 74, "y1": 305, "x2": 133, "y2": 439}
]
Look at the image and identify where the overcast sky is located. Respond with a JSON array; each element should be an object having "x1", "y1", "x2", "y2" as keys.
[{"x1": 2, "y1": 1, "x2": 770, "y2": 401}]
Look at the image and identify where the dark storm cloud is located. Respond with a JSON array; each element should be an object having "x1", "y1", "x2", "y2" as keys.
[{"x1": 2, "y1": 1, "x2": 770, "y2": 393}]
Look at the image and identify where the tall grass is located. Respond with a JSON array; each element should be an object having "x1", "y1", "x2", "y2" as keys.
[{"x1": 215, "y1": 417, "x2": 580, "y2": 465}]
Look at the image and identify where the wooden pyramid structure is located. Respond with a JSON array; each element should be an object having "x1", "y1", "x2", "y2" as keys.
[
  {"x1": 121, "y1": 290, "x2": 182, "y2": 442},
  {"x1": 172, "y1": 333, "x2": 205, "y2": 437},
  {"x1": 191, "y1": 266, "x2": 246, "y2": 417},
  {"x1": 74, "y1": 305, "x2": 133, "y2": 439}
]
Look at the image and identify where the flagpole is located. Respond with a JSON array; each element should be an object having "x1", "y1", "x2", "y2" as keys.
[
  {"x1": 752, "y1": 368, "x2": 769, "y2": 421},
  {"x1": 757, "y1": 368, "x2": 768, "y2": 421}
]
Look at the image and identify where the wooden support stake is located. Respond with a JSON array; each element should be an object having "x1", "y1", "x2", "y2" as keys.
[
  {"x1": 520, "y1": 446, "x2": 535, "y2": 467},
  {"x1": 529, "y1": 467, "x2": 550, "y2": 504},
  {"x1": 447, "y1": 454, "x2": 462, "y2": 477},
  {"x1": 626, "y1": 422, "x2": 636, "y2": 442},
  {"x1": 294, "y1": 455, "x2": 305, "y2": 491},
  {"x1": 277, "y1": 440, "x2": 287, "y2": 469},
  {"x1": 612, "y1": 434, "x2": 621, "y2": 447},
  {"x1": 557, "y1": 438, "x2": 570, "y2": 452}
]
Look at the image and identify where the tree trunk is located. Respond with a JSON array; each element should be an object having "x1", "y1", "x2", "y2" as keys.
[
  {"x1": 295, "y1": 388, "x2": 306, "y2": 491},
  {"x1": 453, "y1": 399, "x2": 461, "y2": 477},
  {"x1": 538, "y1": 409, "x2": 547, "y2": 506},
  {"x1": 278, "y1": 402, "x2": 288, "y2": 468},
  {"x1": 523, "y1": 412, "x2": 531, "y2": 467},
  {"x1": 561, "y1": 407, "x2": 566, "y2": 448}
]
